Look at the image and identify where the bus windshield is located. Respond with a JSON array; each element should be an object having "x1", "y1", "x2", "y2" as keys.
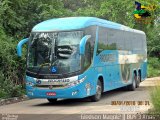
[{"x1": 27, "y1": 31, "x2": 83, "y2": 74}]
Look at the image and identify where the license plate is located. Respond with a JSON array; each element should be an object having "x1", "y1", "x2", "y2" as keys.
[{"x1": 46, "y1": 92, "x2": 56, "y2": 96}]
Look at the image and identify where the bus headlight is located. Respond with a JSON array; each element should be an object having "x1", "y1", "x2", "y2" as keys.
[{"x1": 67, "y1": 76, "x2": 86, "y2": 87}]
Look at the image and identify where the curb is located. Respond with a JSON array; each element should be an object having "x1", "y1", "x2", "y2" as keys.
[{"x1": 0, "y1": 95, "x2": 29, "y2": 106}]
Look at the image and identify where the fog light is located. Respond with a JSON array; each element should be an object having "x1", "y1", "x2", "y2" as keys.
[{"x1": 72, "y1": 90, "x2": 78, "y2": 96}]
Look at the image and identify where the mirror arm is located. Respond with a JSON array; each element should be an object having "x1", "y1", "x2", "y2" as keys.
[
  {"x1": 17, "y1": 38, "x2": 29, "y2": 57},
  {"x1": 79, "y1": 35, "x2": 91, "y2": 54}
]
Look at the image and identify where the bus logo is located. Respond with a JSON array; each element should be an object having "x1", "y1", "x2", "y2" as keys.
[
  {"x1": 36, "y1": 79, "x2": 41, "y2": 84},
  {"x1": 49, "y1": 85, "x2": 53, "y2": 90},
  {"x1": 51, "y1": 67, "x2": 57, "y2": 73},
  {"x1": 133, "y1": 1, "x2": 156, "y2": 24}
]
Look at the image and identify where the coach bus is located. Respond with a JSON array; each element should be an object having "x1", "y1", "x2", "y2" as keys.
[{"x1": 17, "y1": 17, "x2": 147, "y2": 102}]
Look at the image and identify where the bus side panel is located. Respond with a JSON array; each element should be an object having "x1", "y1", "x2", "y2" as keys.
[
  {"x1": 93, "y1": 50, "x2": 124, "y2": 92},
  {"x1": 141, "y1": 61, "x2": 147, "y2": 81}
]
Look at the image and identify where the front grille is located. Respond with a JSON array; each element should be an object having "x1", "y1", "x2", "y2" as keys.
[{"x1": 35, "y1": 84, "x2": 67, "y2": 89}]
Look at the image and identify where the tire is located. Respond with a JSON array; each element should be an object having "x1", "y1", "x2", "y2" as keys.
[
  {"x1": 136, "y1": 73, "x2": 141, "y2": 88},
  {"x1": 47, "y1": 98, "x2": 57, "y2": 103},
  {"x1": 128, "y1": 73, "x2": 136, "y2": 91},
  {"x1": 90, "y1": 80, "x2": 102, "y2": 102}
]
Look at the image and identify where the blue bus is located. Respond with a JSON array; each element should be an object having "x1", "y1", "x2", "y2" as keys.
[{"x1": 17, "y1": 17, "x2": 147, "y2": 102}]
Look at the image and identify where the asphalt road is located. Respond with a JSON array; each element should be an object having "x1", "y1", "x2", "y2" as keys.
[{"x1": 0, "y1": 77, "x2": 160, "y2": 120}]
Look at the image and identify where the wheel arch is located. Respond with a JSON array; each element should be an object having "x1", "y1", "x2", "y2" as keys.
[
  {"x1": 138, "y1": 69, "x2": 142, "y2": 82},
  {"x1": 132, "y1": 68, "x2": 137, "y2": 77},
  {"x1": 97, "y1": 75, "x2": 104, "y2": 92}
]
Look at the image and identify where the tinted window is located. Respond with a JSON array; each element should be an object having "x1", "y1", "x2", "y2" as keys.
[
  {"x1": 142, "y1": 35, "x2": 147, "y2": 55},
  {"x1": 132, "y1": 33, "x2": 143, "y2": 54},
  {"x1": 97, "y1": 27, "x2": 125, "y2": 53},
  {"x1": 124, "y1": 32, "x2": 133, "y2": 51},
  {"x1": 97, "y1": 27, "x2": 107, "y2": 52},
  {"x1": 84, "y1": 26, "x2": 97, "y2": 60},
  {"x1": 115, "y1": 30, "x2": 125, "y2": 50},
  {"x1": 107, "y1": 29, "x2": 118, "y2": 50},
  {"x1": 97, "y1": 27, "x2": 117, "y2": 54}
]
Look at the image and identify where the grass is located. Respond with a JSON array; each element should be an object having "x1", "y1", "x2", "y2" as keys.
[
  {"x1": 151, "y1": 86, "x2": 160, "y2": 113},
  {"x1": 148, "y1": 57, "x2": 160, "y2": 113},
  {"x1": 147, "y1": 57, "x2": 160, "y2": 78}
]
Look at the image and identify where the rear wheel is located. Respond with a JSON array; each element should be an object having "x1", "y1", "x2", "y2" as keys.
[
  {"x1": 47, "y1": 98, "x2": 57, "y2": 103},
  {"x1": 90, "y1": 80, "x2": 102, "y2": 102},
  {"x1": 128, "y1": 73, "x2": 136, "y2": 91},
  {"x1": 136, "y1": 72, "x2": 141, "y2": 88}
]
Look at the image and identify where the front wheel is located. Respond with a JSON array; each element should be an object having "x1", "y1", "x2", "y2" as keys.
[
  {"x1": 47, "y1": 98, "x2": 57, "y2": 103},
  {"x1": 90, "y1": 80, "x2": 102, "y2": 102}
]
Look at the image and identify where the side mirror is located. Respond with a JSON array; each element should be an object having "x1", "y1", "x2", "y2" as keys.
[
  {"x1": 79, "y1": 35, "x2": 91, "y2": 55},
  {"x1": 17, "y1": 38, "x2": 29, "y2": 57}
]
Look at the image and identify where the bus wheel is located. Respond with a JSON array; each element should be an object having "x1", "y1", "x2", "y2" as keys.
[
  {"x1": 136, "y1": 73, "x2": 141, "y2": 88},
  {"x1": 90, "y1": 80, "x2": 102, "y2": 102},
  {"x1": 128, "y1": 73, "x2": 136, "y2": 91},
  {"x1": 47, "y1": 98, "x2": 57, "y2": 103}
]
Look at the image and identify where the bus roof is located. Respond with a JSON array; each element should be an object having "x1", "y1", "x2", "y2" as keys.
[{"x1": 32, "y1": 17, "x2": 145, "y2": 34}]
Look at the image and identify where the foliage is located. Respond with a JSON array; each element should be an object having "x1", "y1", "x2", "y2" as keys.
[
  {"x1": 151, "y1": 86, "x2": 160, "y2": 112},
  {"x1": 0, "y1": 70, "x2": 25, "y2": 98},
  {"x1": 0, "y1": 0, "x2": 68, "y2": 98},
  {"x1": 0, "y1": 26, "x2": 26, "y2": 98},
  {"x1": 148, "y1": 57, "x2": 160, "y2": 77},
  {"x1": 147, "y1": 26, "x2": 160, "y2": 57},
  {"x1": 0, "y1": 0, "x2": 159, "y2": 98}
]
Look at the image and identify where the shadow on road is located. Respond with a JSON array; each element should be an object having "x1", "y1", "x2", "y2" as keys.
[{"x1": 32, "y1": 86, "x2": 148, "y2": 107}]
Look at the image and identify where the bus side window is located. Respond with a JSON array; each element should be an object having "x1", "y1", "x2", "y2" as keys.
[
  {"x1": 132, "y1": 33, "x2": 143, "y2": 54},
  {"x1": 116, "y1": 30, "x2": 125, "y2": 50},
  {"x1": 97, "y1": 27, "x2": 107, "y2": 54},
  {"x1": 84, "y1": 25, "x2": 96, "y2": 60},
  {"x1": 97, "y1": 27, "x2": 118, "y2": 54},
  {"x1": 107, "y1": 29, "x2": 117, "y2": 50},
  {"x1": 124, "y1": 32, "x2": 132, "y2": 51},
  {"x1": 142, "y1": 35, "x2": 147, "y2": 55}
]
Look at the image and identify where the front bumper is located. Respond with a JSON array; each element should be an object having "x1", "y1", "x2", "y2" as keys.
[{"x1": 26, "y1": 82, "x2": 91, "y2": 99}]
